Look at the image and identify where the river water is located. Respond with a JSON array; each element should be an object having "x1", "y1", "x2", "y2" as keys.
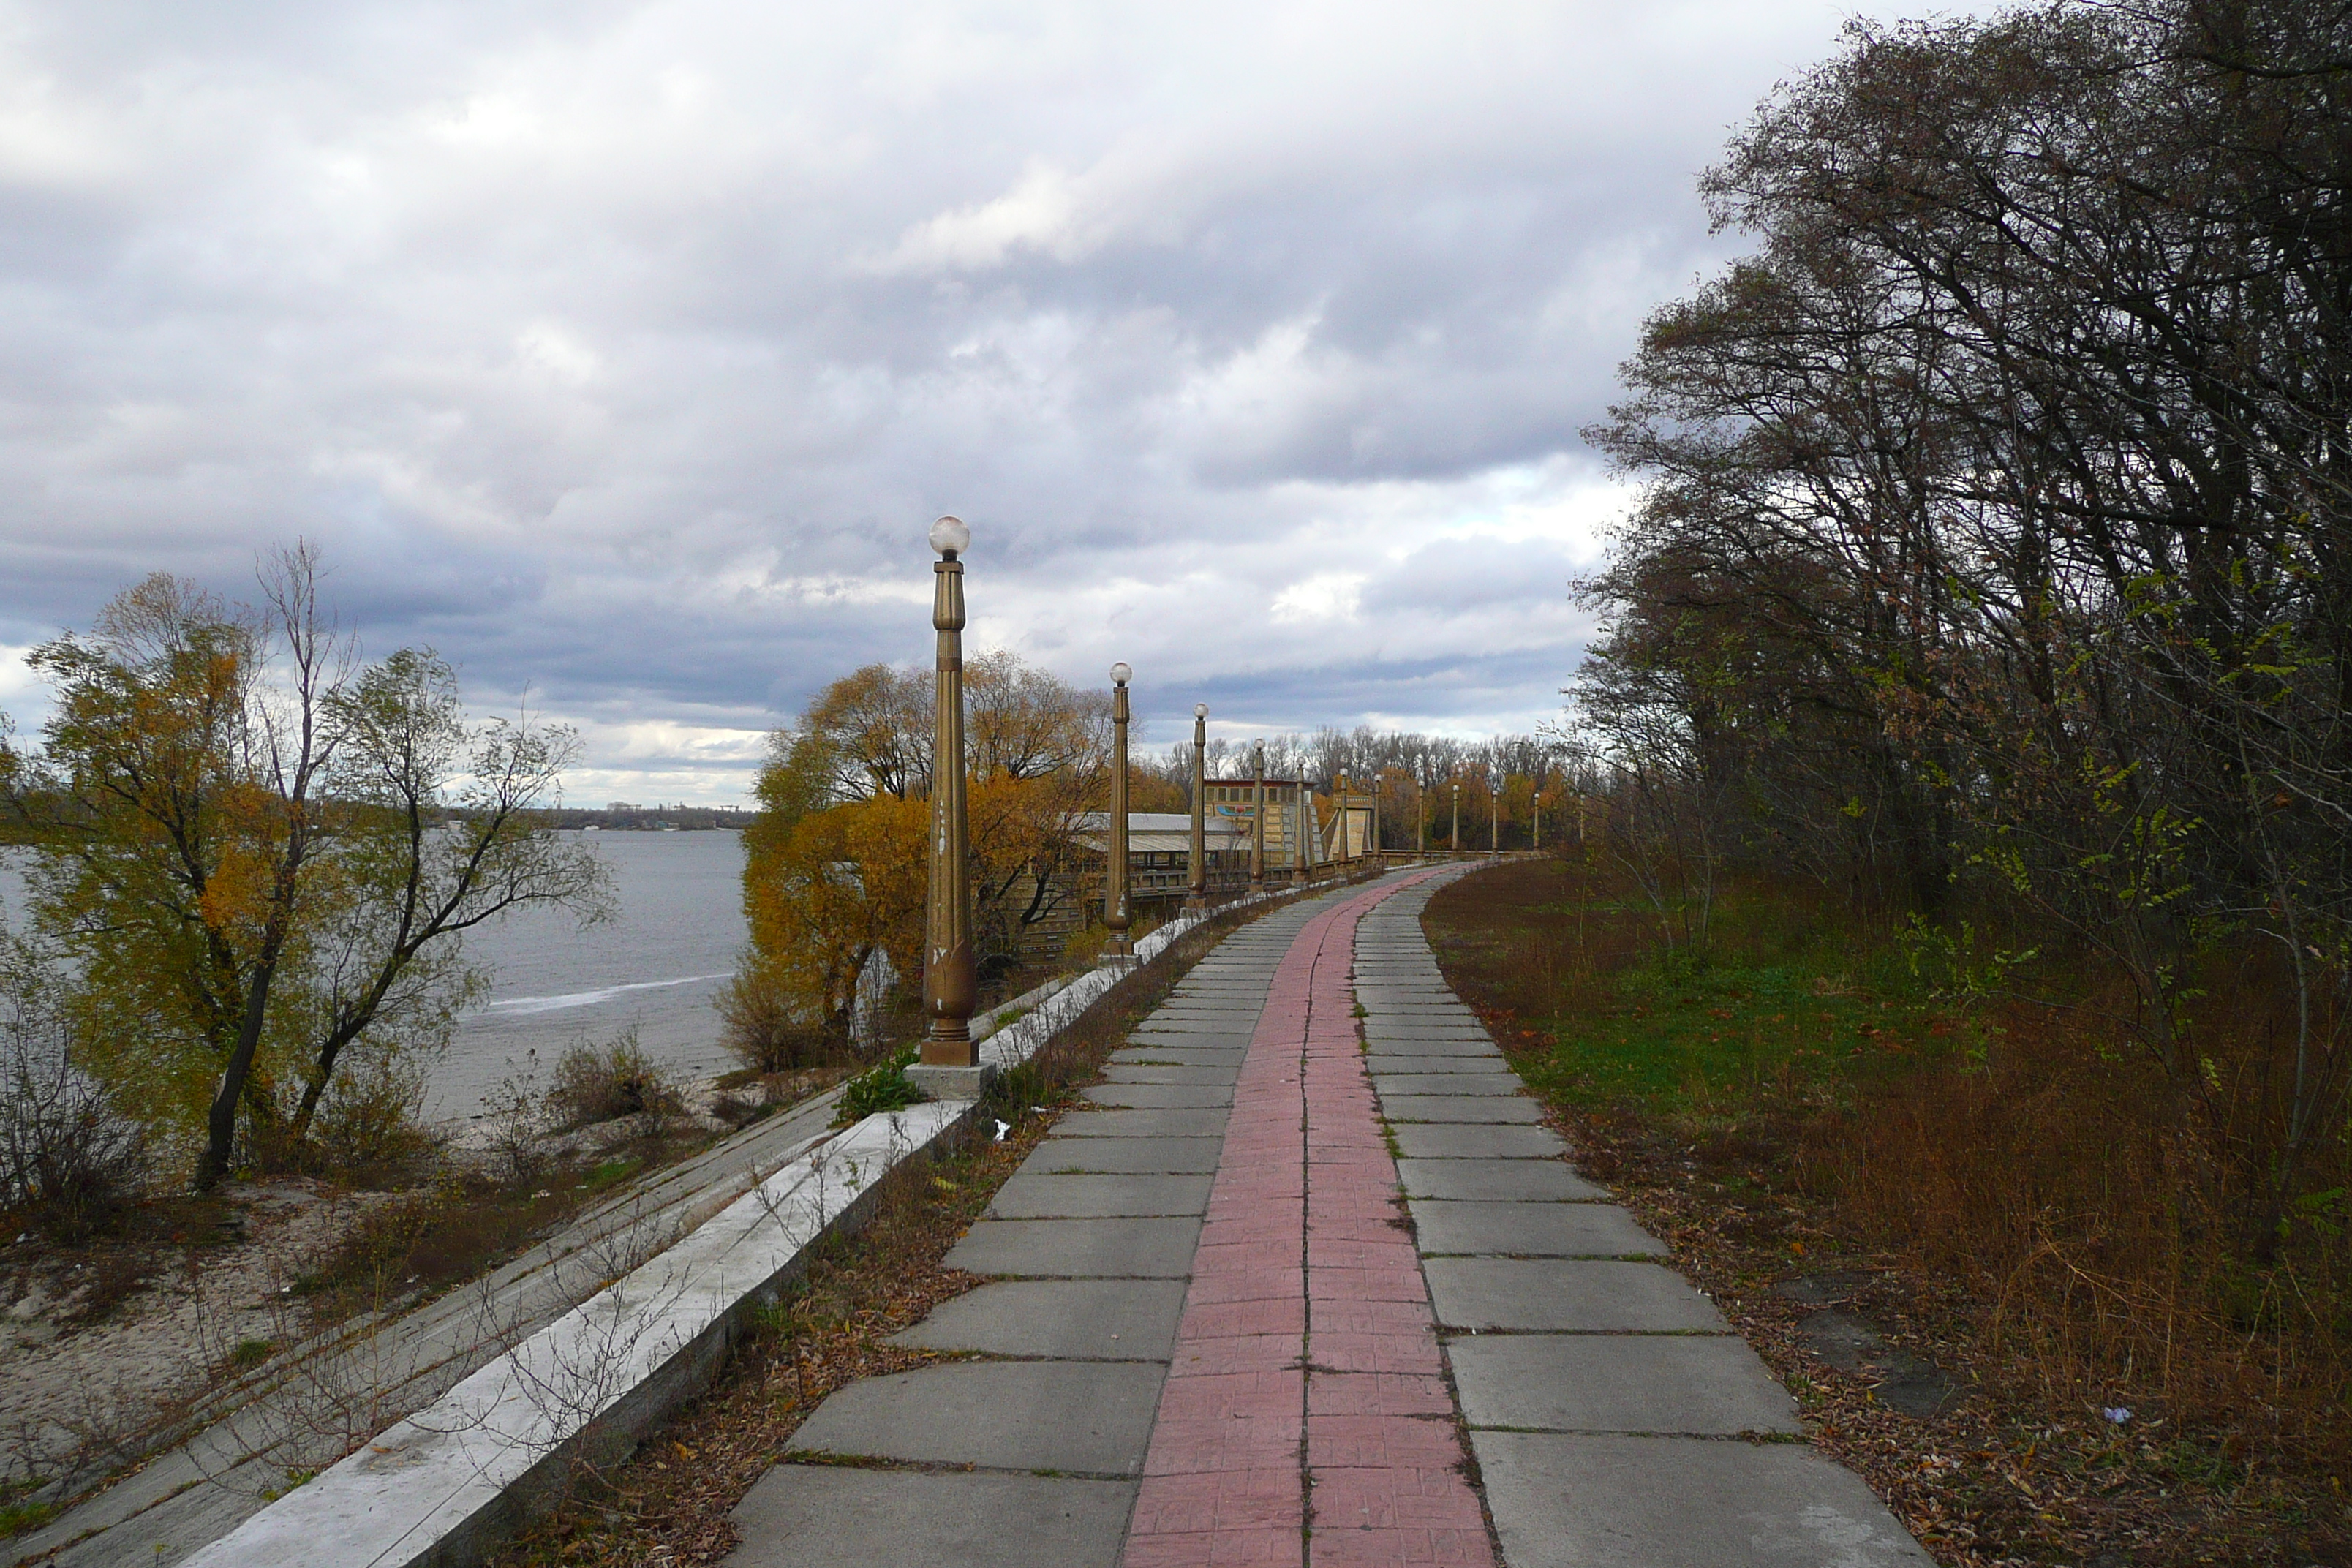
[{"x1": 0, "y1": 832, "x2": 747, "y2": 1126}]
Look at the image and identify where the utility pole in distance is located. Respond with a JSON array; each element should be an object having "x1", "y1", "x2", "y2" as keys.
[
  {"x1": 1186, "y1": 703, "x2": 1208, "y2": 912},
  {"x1": 1105, "y1": 663, "x2": 1134, "y2": 962}
]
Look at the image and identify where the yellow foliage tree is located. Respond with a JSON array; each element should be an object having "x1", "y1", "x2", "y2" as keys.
[
  {"x1": 725, "y1": 795, "x2": 927, "y2": 1063},
  {"x1": 6, "y1": 551, "x2": 608, "y2": 1186},
  {"x1": 731, "y1": 652, "x2": 1119, "y2": 1060}
]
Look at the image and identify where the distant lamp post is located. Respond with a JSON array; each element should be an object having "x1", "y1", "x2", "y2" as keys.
[
  {"x1": 1415, "y1": 774, "x2": 1425, "y2": 855},
  {"x1": 1106, "y1": 663, "x2": 1134, "y2": 962},
  {"x1": 1250, "y1": 744, "x2": 1267, "y2": 890},
  {"x1": 1534, "y1": 789, "x2": 1542, "y2": 851},
  {"x1": 1186, "y1": 704, "x2": 1208, "y2": 912},
  {"x1": 1490, "y1": 777, "x2": 1501, "y2": 853},
  {"x1": 921, "y1": 516, "x2": 977, "y2": 1066},
  {"x1": 1292, "y1": 774, "x2": 1311, "y2": 885},
  {"x1": 1450, "y1": 780, "x2": 1460, "y2": 852},
  {"x1": 1337, "y1": 772, "x2": 1350, "y2": 862}
]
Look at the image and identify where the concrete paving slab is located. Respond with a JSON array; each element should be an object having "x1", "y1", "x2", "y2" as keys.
[
  {"x1": 1080, "y1": 1082, "x2": 1235, "y2": 1109},
  {"x1": 1397, "y1": 1159, "x2": 1607, "y2": 1202},
  {"x1": 1449, "y1": 1335, "x2": 1799, "y2": 1434},
  {"x1": 1408, "y1": 1200, "x2": 1665, "y2": 1257},
  {"x1": 947, "y1": 1217, "x2": 1203, "y2": 1278},
  {"x1": 1127, "y1": 1028, "x2": 1256, "y2": 1047},
  {"x1": 1425, "y1": 1259, "x2": 1726, "y2": 1332},
  {"x1": 1101, "y1": 1063, "x2": 1239, "y2": 1085},
  {"x1": 1362, "y1": 1037, "x2": 1496, "y2": 1054},
  {"x1": 725, "y1": 1468, "x2": 1134, "y2": 1568},
  {"x1": 1035, "y1": 1134, "x2": 1224, "y2": 1172},
  {"x1": 1370, "y1": 1072, "x2": 1523, "y2": 1096},
  {"x1": 1362, "y1": 1053, "x2": 1512, "y2": 1076},
  {"x1": 1380, "y1": 1095, "x2": 1544, "y2": 1124},
  {"x1": 1111, "y1": 1046, "x2": 1246, "y2": 1066},
  {"x1": 1470, "y1": 1431, "x2": 1931, "y2": 1567},
  {"x1": 889, "y1": 1278, "x2": 1186, "y2": 1360},
  {"x1": 1391, "y1": 1122, "x2": 1568, "y2": 1160},
  {"x1": 988, "y1": 1173, "x2": 1212, "y2": 1218},
  {"x1": 1054, "y1": 1107, "x2": 1230, "y2": 1138},
  {"x1": 788, "y1": 1360, "x2": 1166, "y2": 1474}
]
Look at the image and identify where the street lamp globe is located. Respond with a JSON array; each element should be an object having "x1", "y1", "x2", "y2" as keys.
[
  {"x1": 1111, "y1": 661, "x2": 1133, "y2": 686},
  {"x1": 1194, "y1": 702, "x2": 1207, "y2": 719},
  {"x1": 929, "y1": 515, "x2": 971, "y2": 557}
]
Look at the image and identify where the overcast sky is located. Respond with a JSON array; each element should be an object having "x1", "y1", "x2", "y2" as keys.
[{"x1": 0, "y1": 0, "x2": 1960, "y2": 804}]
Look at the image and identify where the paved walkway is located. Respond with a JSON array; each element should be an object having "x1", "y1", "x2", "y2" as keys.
[{"x1": 725, "y1": 868, "x2": 1929, "y2": 1567}]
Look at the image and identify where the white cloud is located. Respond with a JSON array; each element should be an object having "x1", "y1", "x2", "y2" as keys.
[
  {"x1": 877, "y1": 162, "x2": 1095, "y2": 274},
  {"x1": 1270, "y1": 572, "x2": 1365, "y2": 625}
]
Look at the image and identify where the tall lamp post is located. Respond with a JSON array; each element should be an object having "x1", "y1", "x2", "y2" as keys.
[
  {"x1": 1337, "y1": 772, "x2": 1350, "y2": 862},
  {"x1": 1490, "y1": 777, "x2": 1501, "y2": 853},
  {"x1": 1106, "y1": 663, "x2": 1134, "y2": 962},
  {"x1": 1250, "y1": 744, "x2": 1267, "y2": 890},
  {"x1": 1415, "y1": 773, "x2": 1425, "y2": 854},
  {"x1": 1450, "y1": 780, "x2": 1460, "y2": 853},
  {"x1": 1186, "y1": 703, "x2": 1208, "y2": 912},
  {"x1": 921, "y1": 516, "x2": 976, "y2": 1068}
]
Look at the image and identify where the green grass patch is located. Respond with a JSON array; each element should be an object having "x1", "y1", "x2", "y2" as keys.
[
  {"x1": 1519, "y1": 948, "x2": 1963, "y2": 1111},
  {"x1": 0, "y1": 1499, "x2": 60, "y2": 1538},
  {"x1": 581, "y1": 1156, "x2": 643, "y2": 1192},
  {"x1": 1425, "y1": 862, "x2": 1974, "y2": 1115}
]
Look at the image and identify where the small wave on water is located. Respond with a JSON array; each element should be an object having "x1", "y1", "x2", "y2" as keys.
[{"x1": 479, "y1": 972, "x2": 736, "y2": 1017}]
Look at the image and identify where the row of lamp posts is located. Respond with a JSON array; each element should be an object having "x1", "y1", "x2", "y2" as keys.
[{"x1": 919, "y1": 516, "x2": 1526, "y2": 1071}]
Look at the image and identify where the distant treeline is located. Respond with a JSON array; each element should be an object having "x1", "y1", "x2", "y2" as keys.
[{"x1": 541, "y1": 806, "x2": 754, "y2": 832}]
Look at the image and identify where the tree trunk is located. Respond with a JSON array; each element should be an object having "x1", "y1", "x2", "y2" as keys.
[{"x1": 195, "y1": 965, "x2": 277, "y2": 1191}]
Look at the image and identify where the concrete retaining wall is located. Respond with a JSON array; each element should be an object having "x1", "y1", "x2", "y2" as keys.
[{"x1": 178, "y1": 875, "x2": 1365, "y2": 1568}]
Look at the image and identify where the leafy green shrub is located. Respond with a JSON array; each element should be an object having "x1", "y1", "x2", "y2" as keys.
[{"x1": 837, "y1": 1046, "x2": 924, "y2": 1123}]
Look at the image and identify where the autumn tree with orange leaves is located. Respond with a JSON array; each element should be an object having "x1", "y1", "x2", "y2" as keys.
[{"x1": 724, "y1": 652, "x2": 1172, "y2": 1066}]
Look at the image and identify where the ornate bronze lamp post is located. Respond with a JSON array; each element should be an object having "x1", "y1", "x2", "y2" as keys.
[
  {"x1": 921, "y1": 516, "x2": 976, "y2": 1068},
  {"x1": 1105, "y1": 663, "x2": 1134, "y2": 962},
  {"x1": 1186, "y1": 703, "x2": 1207, "y2": 912},
  {"x1": 1490, "y1": 777, "x2": 1501, "y2": 853},
  {"x1": 1249, "y1": 744, "x2": 1266, "y2": 889},
  {"x1": 1450, "y1": 780, "x2": 1460, "y2": 853},
  {"x1": 1416, "y1": 772, "x2": 1425, "y2": 853}
]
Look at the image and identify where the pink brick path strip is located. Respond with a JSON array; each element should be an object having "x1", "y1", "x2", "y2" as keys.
[{"x1": 1123, "y1": 872, "x2": 1494, "y2": 1568}]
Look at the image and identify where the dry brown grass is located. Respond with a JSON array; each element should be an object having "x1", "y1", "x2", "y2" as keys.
[{"x1": 1424, "y1": 855, "x2": 2352, "y2": 1568}]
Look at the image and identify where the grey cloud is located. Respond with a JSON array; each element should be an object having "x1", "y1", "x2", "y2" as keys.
[{"x1": 0, "y1": 0, "x2": 1979, "y2": 797}]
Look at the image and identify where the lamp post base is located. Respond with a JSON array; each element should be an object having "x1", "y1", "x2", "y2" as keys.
[{"x1": 905, "y1": 1061, "x2": 998, "y2": 1101}]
